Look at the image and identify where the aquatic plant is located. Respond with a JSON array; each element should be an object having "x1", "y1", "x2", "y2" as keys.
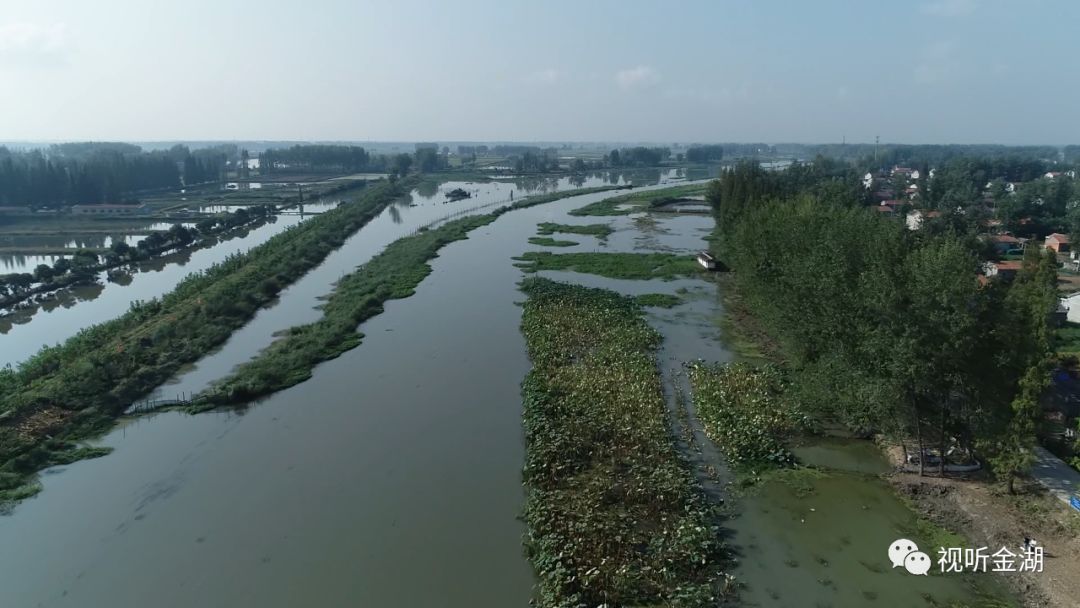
[
  {"x1": 519, "y1": 277, "x2": 727, "y2": 607},
  {"x1": 635, "y1": 293, "x2": 682, "y2": 308},
  {"x1": 569, "y1": 183, "x2": 707, "y2": 216},
  {"x1": 513, "y1": 251, "x2": 700, "y2": 280},
  {"x1": 687, "y1": 362, "x2": 802, "y2": 468},
  {"x1": 527, "y1": 236, "x2": 578, "y2": 247},
  {"x1": 535, "y1": 221, "x2": 613, "y2": 239}
]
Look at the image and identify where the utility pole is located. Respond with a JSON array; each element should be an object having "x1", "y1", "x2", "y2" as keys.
[{"x1": 875, "y1": 135, "x2": 880, "y2": 166}]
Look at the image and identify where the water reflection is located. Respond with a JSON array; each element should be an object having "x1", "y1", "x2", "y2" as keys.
[{"x1": 416, "y1": 180, "x2": 439, "y2": 198}]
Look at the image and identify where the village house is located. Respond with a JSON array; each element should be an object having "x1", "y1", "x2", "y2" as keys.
[
  {"x1": 1062, "y1": 292, "x2": 1080, "y2": 323},
  {"x1": 986, "y1": 234, "x2": 1022, "y2": 254},
  {"x1": 983, "y1": 260, "x2": 1023, "y2": 281},
  {"x1": 70, "y1": 203, "x2": 148, "y2": 216},
  {"x1": 1045, "y1": 233, "x2": 1071, "y2": 253},
  {"x1": 905, "y1": 209, "x2": 942, "y2": 231}
]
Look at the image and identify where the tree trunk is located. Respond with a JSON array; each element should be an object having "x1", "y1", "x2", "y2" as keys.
[
  {"x1": 1007, "y1": 471, "x2": 1016, "y2": 495},
  {"x1": 938, "y1": 400, "x2": 947, "y2": 478},
  {"x1": 913, "y1": 399, "x2": 925, "y2": 477}
]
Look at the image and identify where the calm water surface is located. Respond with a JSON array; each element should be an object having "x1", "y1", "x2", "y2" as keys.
[
  {"x1": 0, "y1": 170, "x2": 1012, "y2": 607},
  {"x1": 0, "y1": 177, "x2": 688, "y2": 607}
]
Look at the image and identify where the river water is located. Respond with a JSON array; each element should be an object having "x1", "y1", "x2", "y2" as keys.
[
  {"x1": 0, "y1": 173, "x2": 688, "y2": 607},
  {"x1": 0, "y1": 171, "x2": 685, "y2": 367},
  {"x1": 1, "y1": 165, "x2": 1007, "y2": 607}
]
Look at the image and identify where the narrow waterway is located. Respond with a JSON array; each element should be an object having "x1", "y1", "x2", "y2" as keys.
[{"x1": 145, "y1": 171, "x2": 674, "y2": 400}]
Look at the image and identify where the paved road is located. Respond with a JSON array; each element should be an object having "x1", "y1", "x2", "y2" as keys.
[{"x1": 1032, "y1": 446, "x2": 1080, "y2": 508}]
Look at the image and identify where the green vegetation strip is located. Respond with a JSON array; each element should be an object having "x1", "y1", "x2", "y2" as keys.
[
  {"x1": 200, "y1": 185, "x2": 629, "y2": 405},
  {"x1": 513, "y1": 251, "x2": 700, "y2": 280},
  {"x1": 527, "y1": 236, "x2": 578, "y2": 247},
  {"x1": 519, "y1": 277, "x2": 727, "y2": 607},
  {"x1": 0, "y1": 179, "x2": 411, "y2": 504},
  {"x1": 0, "y1": 183, "x2": 625, "y2": 506},
  {"x1": 570, "y1": 183, "x2": 707, "y2": 216},
  {"x1": 202, "y1": 212, "x2": 499, "y2": 403},
  {"x1": 635, "y1": 292, "x2": 682, "y2": 308},
  {"x1": 687, "y1": 362, "x2": 802, "y2": 469},
  {"x1": 536, "y1": 221, "x2": 613, "y2": 239}
]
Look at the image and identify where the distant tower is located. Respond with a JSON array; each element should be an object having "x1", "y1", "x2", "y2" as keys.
[{"x1": 874, "y1": 136, "x2": 880, "y2": 165}]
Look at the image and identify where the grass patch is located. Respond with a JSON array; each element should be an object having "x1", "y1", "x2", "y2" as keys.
[
  {"x1": 1055, "y1": 321, "x2": 1080, "y2": 355},
  {"x1": 513, "y1": 251, "x2": 701, "y2": 280},
  {"x1": 635, "y1": 292, "x2": 682, "y2": 308},
  {"x1": 570, "y1": 184, "x2": 707, "y2": 216},
  {"x1": 536, "y1": 221, "x2": 613, "y2": 239},
  {"x1": 528, "y1": 236, "x2": 578, "y2": 247},
  {"x1": 520, "y1": 277, "x2": 728, "y2": 607}
]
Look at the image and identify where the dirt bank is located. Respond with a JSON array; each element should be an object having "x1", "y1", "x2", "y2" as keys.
[{"x1": 890, "y1": 472, "x2": 1080, "y2": 608}]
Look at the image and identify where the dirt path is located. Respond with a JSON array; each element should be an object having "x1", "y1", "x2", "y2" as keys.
[{"x1": 893, "y1": 473, "x2": 1080, "y2": 608}]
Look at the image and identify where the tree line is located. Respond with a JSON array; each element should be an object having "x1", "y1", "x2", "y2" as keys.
[
  {"x1": 710, "y1": 161, "x2": 1058, "y2": 488},
  {"x1": 0, "y1": 143, "x2": 229, "y2": 208},
  {"x1": 261, "y1": 144, "x2": 372, "y2": 174}
]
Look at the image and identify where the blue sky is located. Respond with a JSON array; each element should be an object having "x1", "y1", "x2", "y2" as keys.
[{"x1": 0, "y1": 0, "x2": 1075, "y2": 144}]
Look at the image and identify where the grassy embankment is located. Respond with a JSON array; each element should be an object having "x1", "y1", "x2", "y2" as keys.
[
  {"x1": 198, "y1": 185, "x2": 629, "y2": 405},
  {"x1": 570, "y1": 183, "x2": 707, "y2": 216},
  {"x1": 0, "y1": 179, "x2": 411, "y2": 505},
  {"x1": 519, "y1": 277, "x2": 729, "y2": 607}
]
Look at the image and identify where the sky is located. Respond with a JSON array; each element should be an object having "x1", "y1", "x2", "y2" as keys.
[{"x1": 0, "y1": 0, "x2": 1076, "y2": 145}]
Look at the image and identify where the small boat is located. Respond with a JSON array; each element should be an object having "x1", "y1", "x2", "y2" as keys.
[{"x1": 445, "y1": 188, "x2": 471, "y2": 201}]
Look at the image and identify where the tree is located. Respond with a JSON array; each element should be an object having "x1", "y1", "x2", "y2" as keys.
[
  {"x1": 979, "y1": 247, "x2": 1057, "y2": 491},
  {"x1": 390, "y1": 154, "x2": 412, "y2": 177},
  {"x1": 33, "y1": 264, "x2": 54, "y2": 283},
  {"x1": 414, "y1": 148, "x2": 441, "y2": 173}
]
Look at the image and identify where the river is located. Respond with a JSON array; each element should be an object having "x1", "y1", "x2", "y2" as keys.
[
  {"x1": 1, "y1": 166, "x2": 1007, "y2": 607},
  {"x1": 0, "y1": 173, "x2": 689, "y2": 607},
  {"x1": 0, "y1": 170, "x2": 688, "y2": 367}
]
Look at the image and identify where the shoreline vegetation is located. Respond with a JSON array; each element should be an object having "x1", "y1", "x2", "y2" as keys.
[
  {"x1": 518, "y1": 277, "x2": 729, "y2": 607},
  {"x1": 0, "y1": 183, "x2": 625, "y2": 506},
  {"x1": 0, "y1": 178, "x2": 412, "y2": 505}
]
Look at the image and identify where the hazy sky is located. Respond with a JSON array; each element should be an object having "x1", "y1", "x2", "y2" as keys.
[{"x1": 1, "y1": 0, "x2": 1076, "y2": 144}]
